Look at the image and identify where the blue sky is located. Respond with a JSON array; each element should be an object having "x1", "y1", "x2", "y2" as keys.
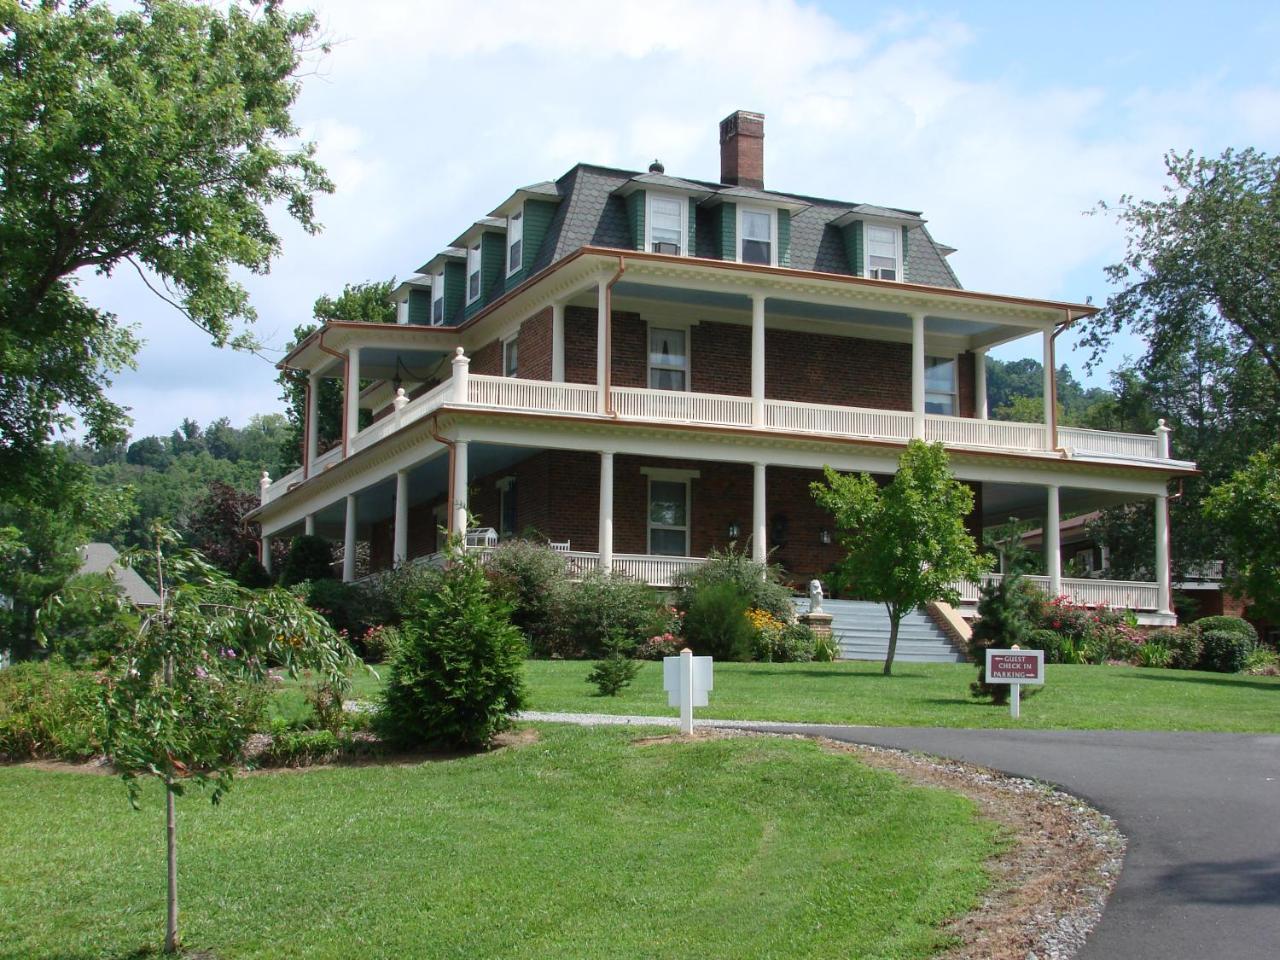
[{"x1": 80, "y1": 0, "x2": 1280, "y2": 440}]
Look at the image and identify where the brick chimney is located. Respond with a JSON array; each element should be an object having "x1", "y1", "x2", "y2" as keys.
[{"x1": 719, "y1": 110, "x2": 765, "y2": 188}]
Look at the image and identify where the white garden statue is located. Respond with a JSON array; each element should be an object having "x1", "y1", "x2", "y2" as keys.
[{"x1": 808, "y1": 578, "x2": 824, "y2": 614}]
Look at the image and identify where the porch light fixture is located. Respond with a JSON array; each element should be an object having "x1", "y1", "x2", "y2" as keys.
[
  {"x1": 819, "y1": 528, "x2": 832, "y2": 545},
  {"x1": 727, "y1": 522, "x2": 740, "y2": 539}
]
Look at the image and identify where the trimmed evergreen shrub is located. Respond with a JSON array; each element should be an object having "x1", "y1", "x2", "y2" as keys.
[
  {"x1": 969, "y1": 575, "x2": 1034, "y2": 704},
  {"x1": 1146, "y1": 624, "x2": 1203, "y2": 670},
  {"x1": 753, "y1": 622, "x2": 817, "y2": 662},
  {"x1": 673, "y1": 544, "x2": 794, "y2": 623},
  {"x1": 486, "y1": 539, "x2": 570, "y2": 657},
  {"x1": 279, "y1": 534, "x2": 335, "y2": 586},
  {"x1": 233, "y1": 554, "x2": 273, "y2": 588},
  {"x1": 682, "y1": 581, "x2": 754, "y2": 662},
  {"x1": 586, "y1": 635, "x2": 641, "y2": 696},
  {"x1": 0, "y1": 659, "x2": 104, "y2": 761},
  {"x1": 376, "y1": 553, "x2": 527, "y2": 749},
  {"x1": 1195, "y1": 616, "x2": 1257, "y2": 673},
  {"x1": 556, "y1": 570, "x2": 659, "y2": 659}
]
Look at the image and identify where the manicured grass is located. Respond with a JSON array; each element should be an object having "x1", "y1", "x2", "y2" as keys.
[
  {"x1": 0, "y1": 726, "x2": 995, "y2": 960},
  {"x1": 521, "y1": 660, "x2": 1280, "y2": 732}
]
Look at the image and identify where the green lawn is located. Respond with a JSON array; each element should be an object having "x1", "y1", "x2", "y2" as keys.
[
  {"x1": 0, "y1": 726, "x2": 996, "y2": 960},
  {"x1": 519, "y1": 660, "x2": 1280, "y2": 732}
]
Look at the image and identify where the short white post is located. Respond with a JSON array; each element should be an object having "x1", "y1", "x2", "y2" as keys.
[
  {"x1": 551, "y1": 301, "x2": 566, "y2": 382},
  {"x1": 750, "y1": 292, "x2": 766, "y2": 425},
  {"x1": 679, "y1": 648, "x2": 694, "y2": 735},
  {"x1": 911, "y1": 312, "x2": 926, "y2": 438},
  {"x1": 598, "y1": 450, "x2": 614, "y2": 574},
  {"x1": 392, "y1": 387, "x2": 408, "y2": 426},
  {"x1": 1155, "y1": 418, "x2": 1171, "y2": 459},
  {"x1": 259, "y1": 470, "x2": 271, "y2": 505},
  {"x1": 1011, "y1": 681, "x2": 1021, "y2": 719},
  {"x1": 451, "y1": 347, "x2": 470, "y2": 404},
  {"x1": 394, "y1": 469, "x2": 409, "y2": 566},
  {"x1": 345, "y1": 346, "x2": 361, "y2": 455},
  {"x1": 342, "y1": 493, "x2": 357, "y2": 582}
]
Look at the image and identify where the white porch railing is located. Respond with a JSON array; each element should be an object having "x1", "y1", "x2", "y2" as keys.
[
  {"x1": 765, "y1": 397, "x2": 914, "y2": 441},
  {"x1": 953, "y1": 573, "x2": 1161, "y2": 611},
  {"x1": 926, "y1": 414, "x2": 1050, "y2": 451},
  {"x1": 611, "y1": 553, "x2": 703, "y2": 586},
  {"x1": 612, "y1": 386, "x2": 752, "y2": 426},
  {"x1": 1059, "y1": 426, "x2": 1159, "y2": 460},
  {"x1": 468, "y1": 375, "x2": 600, "y2": 415}
]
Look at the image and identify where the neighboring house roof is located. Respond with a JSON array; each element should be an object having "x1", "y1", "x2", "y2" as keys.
[{"x1": 78, "y1": 543, "x2": 161, "y2": 606}]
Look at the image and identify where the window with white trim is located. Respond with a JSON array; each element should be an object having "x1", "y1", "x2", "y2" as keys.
[
  {"x1": 506, "y1": 210, "x2": 523, "y2": 277},
  {"x1": 648, "y1": 326, "x2": 687, "y2": 390},
  {"x1": 647, "y1": 193, "x2": 684, "y2": 255},
  {"x1": 431, "y1": 271, "x2": 445, "y2": 325},
  {"x1": 502, "y1": 336, "x2": 518, "y2": 378},
  {"x1": 925, "y1": 356, "x2": 956, "y2": 415},
  {"x1": 740, "y1": 207, "x2": 773, "y2": 265},
  {"x1": 466, "y1": 242, "x2": 482, "y2": 304},
  {"x1": 648, "y1": 479, "x2": 689, "y2": 556},
  {"x1": 866, "y1": 224, "x2": 901, "y2": 281}
]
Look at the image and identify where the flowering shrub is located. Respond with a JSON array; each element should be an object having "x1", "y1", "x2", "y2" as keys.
[
  {"x1": 753, "y1": 622, "x2": 817, "y2": 663},
  {"x1": 746, "y1": 608, "x2": 785, "y2": 633},
  {"x1": 635, "y1": 633, "x2": 682, "y2": 660},
  {"x1": 1030, "y1": 593, "x2": 1146, "y2": 665}
]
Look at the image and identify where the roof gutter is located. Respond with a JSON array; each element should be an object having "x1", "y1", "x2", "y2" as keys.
[{"x1": 427, "y1": 413, "x2": 458, "y2": 539}]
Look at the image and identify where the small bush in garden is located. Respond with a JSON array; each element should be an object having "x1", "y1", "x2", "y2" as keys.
[
  {"x1": 673, "y1": 544, "x2": 794, "y2": 623},
  {"x1": 233, "y1": 554, "x2": 273, "y2": 588},
  {"x1": 1147, "y1": 624, "x2": 1203, "y2": 670},
  {"x1": 1135, "y1": 642, "x2": 1174, "y2": 669},
  {"x1": 812, "y1": 632, "x2": 838, "y2": 662},
  {"x1": 754, "y1": 621, "x2": 817, "y2": 662},
  {"x1": 1243, "y1": 646, "x2": 1279, "y2": 676},
  {"x1": 376, "y1": 549, "x2": 527, "y2": 750},
  {"x1": 361, "y1": 562, "x2": 442, "y2": 626},
  {"x1": 969, "y1": 575, "x2": 1034, "y2": 704},
  {"x1": 304, "y1": 676, "x2": 347, "y2": 734},
  {"x1": 306, "y1": 579, "x2": 383, "y2": 648},
  {"x1": 1195, "y1": 617, "x2": 1257, "y2": 673},
  {"x1": 262, "y1": 729, "x2": 343, "y2": 767},
  {"x1": 359, "y1": 624, "x2": 400, "y2": 663},
  {"x1": 635, "y1": 633, "x2": 682, "y2": 660},
  {"x1": 556, "y1": 570, "x2": 659, "y2": 659},
  {"x1": 682, "y1": 581, "x2": 754, "y2": 662},
  {"x1": 586, "y1": 634, "x2": 641, "y2": 696},
  {"x1": 0, "y1": 659, "x2": 104, "y2": 761},
  {"x1": 486, "y1": 539, "x2": 569, "y2": 657},
  {"x1": 279, "y1": 534, "x2": 336, "y2": 586}
]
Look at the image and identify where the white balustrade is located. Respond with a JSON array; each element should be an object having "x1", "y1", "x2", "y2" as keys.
[
  {"x1": 467, "y1": 374, "x2": 600, "y2": 415},
  {"x1": 1059, "y1": 426, "x2": 1160, "y2": 460},
  {"x1": 611, "y1": 387, "x2": 752, "y2": 427},
  {"x1": 925, "y1": 414, "x2": 1049, "y2": 451},
  {"x1": 952, "y1": 573, "x2": 1161, "y2": 611},
  {"x1": 765, "y1": 398, "x2": 914, "y2": 441},
  {"x1": 611, "y1": 553, "x2": 703, "y2": 586}
]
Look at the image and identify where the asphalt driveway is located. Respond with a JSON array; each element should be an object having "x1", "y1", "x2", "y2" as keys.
[{"x1": 760, "y1": 725, "x2": 1280, "y2": 959}]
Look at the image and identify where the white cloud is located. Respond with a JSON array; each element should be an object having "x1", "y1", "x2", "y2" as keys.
[{"x1": 90, "y1": 0, "x2": 1280, "y2": 438}]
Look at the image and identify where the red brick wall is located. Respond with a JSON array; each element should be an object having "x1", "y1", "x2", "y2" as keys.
[
  {"x1": 765, "y1": 329, "x2": 912, "y2": 410},
  {"x1": 518, "y1": 308, "x2": 553, "y2": 380},
  {"x1": 564, "y1": 306, "x2": 596, "y2": 384},
  {"x1": 691, "y1": 321, "x2": 750, "y2": 395},
  {"x1": 471, "y1": 338, "x2": 502, "y2": 376},
  {"x1": 563, "y1": 306, "x2": 646, "y2": 387}
]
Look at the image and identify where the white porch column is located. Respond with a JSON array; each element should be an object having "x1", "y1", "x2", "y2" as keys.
[
  {"x1": 752, "y1": 461, "x2": 767, "y2": 563},
  {"x1": 304, "y1": 514, "x2": 315, "y2": 536},
  {"x1": 305, "y1": 372, "x2": 320, "y2": 474},
  {"x1": 452, "y1": 439, "x2": 469, "y2": 536},
  {"x1": 394, "y1": 469, "x2": 410, "y2": 566},
  {"x1": 751, "y1": 292, "x2": 766, "y2": 425},
  {"x1": 1042, "y1": 329, "x2": 1055, "y2": 444},
  {"x1": 1155, "y1": 492, "x2": 1172, "y2": 614},
  {"x1": 596, "y1": 279, "x2": 609, "y2": 411},
  {"x1": 261, "y1": 535, "x2": 272, "y2": 575},
  {"x1": 551, "y1": 301, "x2": 566, "y2": 382},
  {"x1": 451, "y1": 347, "x2": 470, "y2": 403},
  {"x1": 598, "y1": 451, "x2": 614, "y2": 573},
  {"x1": 975, "y1": 349, "x2": 988, "y2": 420},
  {"x1": 911, "y1": 312, "x2": 926, "y2": 438},
  {"x1": 345, "y1": 346, "x2": 361, "y2": 455},
  {"x1": 342, "y1": 493, "x2": 357, "y2": 582},
  {"x1": 1045, "y1": 484, "x2": 1061, "y2": 597}
]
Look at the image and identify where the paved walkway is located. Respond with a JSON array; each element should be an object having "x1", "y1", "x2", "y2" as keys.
[{"x1": 522, "y1": 712, "x2": 1280, "y2": 959}]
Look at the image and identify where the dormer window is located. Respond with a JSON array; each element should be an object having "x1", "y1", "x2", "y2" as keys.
[
  {"x1": 647, "y1": 194, "x2": 684, "y2": 255},
  {"x1": 866, "y1": 224, "x2": 901, "y2": 281},
  {"x1": 506, "y1": 211, "x2": 523, "y2": 277},
  {"x1": 431, "y1": 271, "x2": 445, "y2": 325},
  {"x1": 466, "y1": 242, "x2": 481, "y2": 304},
  {"x1": 739, "y1": 207, "x2": 774, "y2": 265}
]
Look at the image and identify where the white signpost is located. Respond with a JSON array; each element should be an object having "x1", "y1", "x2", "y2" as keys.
[
  {"x1": 984, "y1": 647, "x2": 1045, "y2": 719},
  {"x1": 663, "y1": 648, "x2": 713, "y2": 734}
]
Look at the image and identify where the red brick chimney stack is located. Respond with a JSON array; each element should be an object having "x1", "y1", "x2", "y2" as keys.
[{"x1": 719, "y1": 110, "x2": 765, "y2": 189}]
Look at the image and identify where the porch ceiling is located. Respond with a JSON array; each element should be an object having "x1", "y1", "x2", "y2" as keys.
[{"x1": 981, "y1": 482, "x2": 1146, "y2": 525}]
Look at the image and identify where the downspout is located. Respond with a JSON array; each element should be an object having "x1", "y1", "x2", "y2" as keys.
[
  {"x1": 428, "y1": 413, "x2": 458, "y2": 537},
  {"x1": 316, "y1": 328, "x2": 349, "y2": 457},
  {"x1": 603, "y1": 257, "x2": 627, "y2": 417},
  {"x1": 299, "y1": 371, "x2": 312, "y2": 479}
]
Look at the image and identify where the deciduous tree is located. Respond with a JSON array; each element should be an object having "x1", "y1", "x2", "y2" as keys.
[{"x1": 1203, "y1": 443, "x2": 1280, "y2": 622}]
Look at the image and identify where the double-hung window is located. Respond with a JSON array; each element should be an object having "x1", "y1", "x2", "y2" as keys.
[
  {"x1": 648, "y1": 327, "x2": 688, "y2": 390},
  {"x1": 740, "y1": 208, "x2": 773, "y2": 265},
  {"x1": 648, "y1": 479, "x2": 689, "y2": 556},
  {"x1": 502, "y1": 337, "x2": 518, "y2": 378},
  {"x1": 506, "y1": 211, "x2": 523, "y2": 277},
  {"x1": 430, "y1": 271, "x2": 445, "y2": 325},
  {"x1": 466, "y1": 243, "x2": 482, "y2": 304},
  {"x1": 925, "y1": 356, "x2": 956, "y2": 415},
  {"x1": 866, "y1": 224, "x2": 901, "y2": 280},
  {"x1": 648, "y1": 194, "x2": 684, "y2": 255}
]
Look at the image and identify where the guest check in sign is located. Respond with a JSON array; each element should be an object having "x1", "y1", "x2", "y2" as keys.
[{"x1": 985, "y1": 648, "x2": 1044, "y2": 719}]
